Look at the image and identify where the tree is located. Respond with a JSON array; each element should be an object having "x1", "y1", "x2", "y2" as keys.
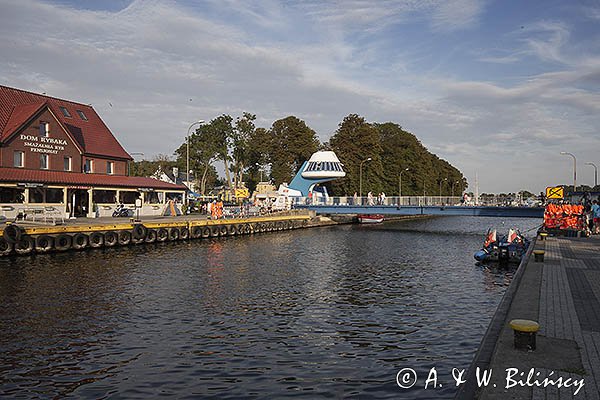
[
  {"x1": 268, "y1": 116, "x2": 320, "y2": 186},
  {"x1": 231, "y1": 112, "x2": 256, "y2": 190},
  {"x1": 246, "y1": 127, "x2": 274, "y2": 192},
  {"x1": 174, "y1": 124, "x2": 222, "y2": 195},
  {"x1": 329, "y1": 114, "x2": 384, "y2": 195},
  {"x1": 129, "y1": 154, "x2": 176, "y2": 177}
]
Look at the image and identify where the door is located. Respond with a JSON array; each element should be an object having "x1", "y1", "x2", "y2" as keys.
[{"x1": 67, "y1": 189, "x2": 89, "y2": 217}]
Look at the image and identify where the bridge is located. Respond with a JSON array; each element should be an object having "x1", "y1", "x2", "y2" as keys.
[{"x1": 291, "y1": 196, "x2": 544, "y2": 218}]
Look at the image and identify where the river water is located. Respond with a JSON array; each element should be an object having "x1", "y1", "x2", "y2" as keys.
[{"x1": 0, "y1": 216, "x2": 540, "y2": 399}]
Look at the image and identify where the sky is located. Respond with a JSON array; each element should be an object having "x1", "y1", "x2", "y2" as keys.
[{"x1": 1, "y1": 0, "x2": 600, "y2": 194}]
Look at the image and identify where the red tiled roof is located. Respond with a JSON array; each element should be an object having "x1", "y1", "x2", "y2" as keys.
[
  {"x1": 0, "y1": 167, "x2": 186, "y2": 191},
  {"x1": 2, "y1": 101, "x2": 46, "y2": 139},
  {"x1": 0, "y1": 85, "x2": 132, "y2": 160}
]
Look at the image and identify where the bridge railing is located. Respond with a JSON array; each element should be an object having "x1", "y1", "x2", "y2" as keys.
[{"x1": 292, "y1": 196, "x2": 463, "y2": 207}]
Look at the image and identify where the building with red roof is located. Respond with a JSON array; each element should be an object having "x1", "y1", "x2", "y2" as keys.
[{"x1": 0, "y1": 85, "x2": 185, "y2": 218}]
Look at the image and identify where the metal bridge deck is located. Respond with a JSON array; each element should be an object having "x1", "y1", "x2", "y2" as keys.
[{"x1": 295, "y1": 205, "x2": 544, "y2": 218}]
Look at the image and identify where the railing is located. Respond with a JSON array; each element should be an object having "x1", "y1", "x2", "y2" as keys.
[{"x1": 292, "y1": 196, "x2": 464, "y2": 207}]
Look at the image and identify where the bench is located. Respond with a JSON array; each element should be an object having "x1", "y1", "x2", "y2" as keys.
[{"x1": 16, "y1": 206, "x2": 65, "y2": 225}]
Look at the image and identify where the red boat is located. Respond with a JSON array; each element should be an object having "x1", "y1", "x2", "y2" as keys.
[{"x1": 358, "y1": 214, "x2": 384, "y2": 223}]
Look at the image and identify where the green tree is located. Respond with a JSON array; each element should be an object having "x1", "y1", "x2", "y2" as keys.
[
  {"x1": 268, "y1": 116, "x2": 320, "y2": 186},
  {"x1": 129, "y1": 154, "x2": 175, "y2": 177},
  {"x1": 231, "y1": 112, "x2": 256, "y2": 190},
  {"x1": 174, "y1": 124, "x2": 222, "y2": 195},
  {"x1": 329, "y1": 114, "x2": 384, "y2": 195},
  {"x1": 246, "y1": 127, "x2": 274, "y2": 192}
]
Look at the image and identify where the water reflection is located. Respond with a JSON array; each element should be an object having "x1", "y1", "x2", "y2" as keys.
[{"x1": 0, "y1": 216, "x2": 540, "y2": 399}]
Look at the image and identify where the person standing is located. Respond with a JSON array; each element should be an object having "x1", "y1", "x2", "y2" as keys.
[{"x1": 592, "y1": 200, "x2": 600, "y2": 234}]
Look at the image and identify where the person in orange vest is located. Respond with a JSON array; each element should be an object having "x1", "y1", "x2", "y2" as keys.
[{"x1": 217, "y1": 201, "x2": 224, "y2": 219}]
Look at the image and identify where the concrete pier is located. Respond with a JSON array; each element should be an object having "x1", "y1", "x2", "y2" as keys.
[
  {"x1": 458, "y1": 235, "x2": 600, "y2": 399},
  {"x1": 0, "y1": 212, "x2": 313, "y2": 257}
]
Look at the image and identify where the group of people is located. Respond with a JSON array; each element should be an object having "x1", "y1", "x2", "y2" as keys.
[
  {"x1": 355, "y1": 191, "x2": 386, "y2": 206},
  {"x1": 206, "y1": 200, "x2": 224, "y2": 220},
  {"x1": 544, "y1": 194, "x2": 600, "y2": 234},
  {"x1": 589, "y1": 199, "x2": 600, "y2": 234}
]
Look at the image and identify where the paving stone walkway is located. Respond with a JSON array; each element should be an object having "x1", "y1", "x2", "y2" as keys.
[
  {"x1": 535, "y1": 237, "x2": 600, "y2": 399},
  {"x1": 473, "y1": 236, "x2": 600, "y2": 400}
]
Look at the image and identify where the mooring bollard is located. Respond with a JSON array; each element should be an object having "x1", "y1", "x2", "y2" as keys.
[
  {"x1": 533, "y1": 250, "x2": 545, "y2": 262},
  {"x1": 538, "y1": 232, "x2": 548, "y2": 241},
  {"x1": 509, "y1": 319, "x2": 540, "y2": 350}
]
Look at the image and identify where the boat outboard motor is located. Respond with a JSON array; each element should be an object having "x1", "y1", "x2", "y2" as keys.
[{"x1": 498, "y1": 245, "x2": 510, "y2": 263}]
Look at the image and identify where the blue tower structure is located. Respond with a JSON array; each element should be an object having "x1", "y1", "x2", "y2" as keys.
[{"x1": 283, "y1": 151, "x2": 346, "y2": 196}]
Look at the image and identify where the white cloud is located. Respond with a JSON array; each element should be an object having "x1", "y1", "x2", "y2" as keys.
[{"x1": 0, "y1": 0, "x2": 599, "y2": 193}]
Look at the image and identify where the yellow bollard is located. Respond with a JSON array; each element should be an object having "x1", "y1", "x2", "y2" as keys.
[
  {"x1": 509, "y1": 319, "x2": 540, "y2": 350},
  {"x1": 533, "y1": 250, "x2": 545, "y2": 262}
]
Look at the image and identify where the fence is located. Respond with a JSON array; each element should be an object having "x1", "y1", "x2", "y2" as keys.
[{"x1": 291, "y1": 196, "x2": 463, "y2": 207}]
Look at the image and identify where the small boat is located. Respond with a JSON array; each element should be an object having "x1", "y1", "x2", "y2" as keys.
[
  {"x1": 474, "y1": 228, "x2": 529, "y2": 263},
  {"x1": 358, "y1": 214, "x2": 384, "y2": 224}
]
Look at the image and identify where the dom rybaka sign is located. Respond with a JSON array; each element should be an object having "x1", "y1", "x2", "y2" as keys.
[{"x1": 20, "y1": 134, "x2": 69, "y2": 155}]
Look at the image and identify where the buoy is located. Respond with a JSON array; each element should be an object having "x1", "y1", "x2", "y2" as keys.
[
  {"x1": 104, "y1": 231, "x2": 118, "y2": 247},
  {"x1": 89, "y1": 232, "x2": 105, "y2": 248},
  {"x1": 509, "y1": 319, "x2": 540, "y2": 350},
  {"x1": 72, "y1": 233, "x2": 89, "y2": 250},
  {"x1": 55, "y1": 234, "x2": 72, "y2": 251},
  {"x1": 14, "y1": 236, "x2": 34, "y2": 255},
  {"x1": 35, "y1": 235, "x2": 54, "y2": 253}
]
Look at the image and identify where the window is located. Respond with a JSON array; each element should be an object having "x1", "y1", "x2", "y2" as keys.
[
  {"x1": 106, "y1": 161, "x2": 114, "y2": 175},
  {"x1": 84, "y1": 159, "x2": 93, "y2": 173},
  {"x1": 29, "y1": 188, "x2": 44, "y2": 203},
  {"x1": 144, "y1": 191, "x2": 160, "y2": 204},
  {"x1": 93, "y1": 190, "x2": 116, "y2": 204},
  {"x1": 13, "y1": 151, "x2": 24, "y2": 167},
  {"x1": 40, "y1": 154, "x2": 49, "y2": 169},
  {"x1": 76, "y1": 110, "x2": 88, "y2": 121},
  {"x1": 0, "y1": 187, "x2": 25, "y2": 203},
  {"x1": 119, "y1": 191, "x2": 140, "y2": 204},
  {"x1": 39, "y1": 122, "x2": 49, "y2": 137},
  {"x1": 64, "y1": 156, "x2": 72, "y2": 171},
  {"x1": 59, "y1": 106, "x2": 72, "y2": 118},
  {"x1": 46, "y1": 188, "x2": 64, "y2": 203}
]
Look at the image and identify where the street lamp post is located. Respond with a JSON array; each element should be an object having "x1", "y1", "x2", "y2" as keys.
[
  {"x1": 586, "y1": 162, "x2": 598, "y2": 188},
  {"x1": 359, "y1": 157, "x2": 372, "y2": 198},
  {"x1": 398, "y1": 168, "x2": 409, "y2": 205},
  {"x1": 451, "y1": 180, "x2": 460, "y2": 197},
  {"x1": 254, "y1": 163, "x2": 263, "y2": 182},
  {"x1": 187, "y1": 120, "x2": 205, "y2": 202},
  {"x1": 439, "y1": 177, "x2": 447, "y2": 199},
  {"x1": 560, "y1": 152, "x2": 577, "y2": 192}
]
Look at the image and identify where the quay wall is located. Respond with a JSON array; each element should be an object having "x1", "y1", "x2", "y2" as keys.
[
  {"x1": 454, "y1": 236, "x2": 537, "y2": 399},
  {"x1": 0, "y1": 213, "x2": 313, "y2": 257}
]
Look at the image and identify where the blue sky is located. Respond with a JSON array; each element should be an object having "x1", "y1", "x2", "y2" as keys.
[{"x1": 1, "y1": 0, "x2": 600, "y2": 193}]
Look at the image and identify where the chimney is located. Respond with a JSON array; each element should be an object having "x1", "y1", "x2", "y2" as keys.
[{"x1": 173, "y1": 167, "x2": 179, "y2": 180}]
